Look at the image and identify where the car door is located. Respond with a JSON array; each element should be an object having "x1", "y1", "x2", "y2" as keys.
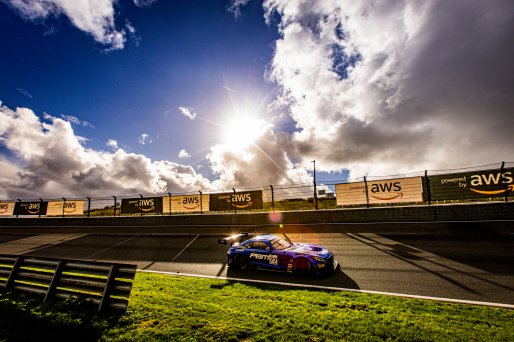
[{"x1": 248, "y1": 241, "x2": 274, "y2": 268}]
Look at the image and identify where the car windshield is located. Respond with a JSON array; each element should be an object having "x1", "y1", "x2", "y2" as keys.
[{"x1": 271, "y1": 237, "x2": 292, "y2": 250}]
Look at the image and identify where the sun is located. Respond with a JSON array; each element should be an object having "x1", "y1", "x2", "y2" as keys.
[{"x1": 222, "y1": 115, "x2": 270, "y2": 150}]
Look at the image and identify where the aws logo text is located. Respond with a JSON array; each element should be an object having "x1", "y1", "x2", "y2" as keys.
[
  {"x1": 138, "y1": 199, "x2": 155, "y2": 211},
  {"x1": 231, "y1": 193, "x2": 252, "y2": 208},
  {"x1": 470, "y1": 172, "x2": 513, "y2": 195},
  {"x1": 181, "y1": 196, "x2": 200, "y2": 210},
  {"x1": 63, "y1": 202, "x2": 77, "y2": 213},
  {"x1": 0, "y1": 203, "x2": 11, "y2": 214},
  {"x1": 370, "y1": 182, "x2": 403, "y2": 201}
]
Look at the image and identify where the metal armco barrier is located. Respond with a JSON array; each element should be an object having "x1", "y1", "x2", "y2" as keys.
[{"x1": 0, "y1": 254, "x2": 137, "y2": 314}]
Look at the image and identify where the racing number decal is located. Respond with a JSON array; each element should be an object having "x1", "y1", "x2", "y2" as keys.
[
  {"x1": 250, "y1": 253, "x2": 278, "y2": 265},
  {"x1": 269, "y1": 255, "x2": 278, "y2": 265}
]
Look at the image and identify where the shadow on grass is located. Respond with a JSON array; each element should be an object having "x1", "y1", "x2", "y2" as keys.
[{"x1": 0, "y1": 293, "x2": 120, "y2": 342}]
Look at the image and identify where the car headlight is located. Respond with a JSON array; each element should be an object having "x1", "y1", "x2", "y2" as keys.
[{"x1": 313, "y1": 257, "x2": 325, "y2": 263}]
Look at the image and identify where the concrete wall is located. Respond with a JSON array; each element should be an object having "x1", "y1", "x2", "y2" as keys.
[{"x1": 1, "y1": 202, "x2": 512, "y2": 227}]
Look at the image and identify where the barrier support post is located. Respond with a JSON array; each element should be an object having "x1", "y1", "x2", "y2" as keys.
[
  {"x1": 62, "y1": 197, "x2": 66, "y2": 217},
  {"x1": 233, "y1": 188, "x2": 236, "y2": 214},
  {"x1": 270, "y1": 185, "x2": 275, "y2": 212},
  {"x1": 113, "y1": 196, "x2": 117, "y2": 217},
  {"x1": 39, "y1": 198, "x2": 43, "y2": 217},
  {"x1": 139, "y1": 194, "x2": 143, "y2": 216},
  {"x1": 425, "y1": 170, "x2": 432, "y2": 205},
  {"x1": 199, "y1": 190, "x2": 203, "y2": 214},
  {"x1": 364, "y1": 177, "x2": 370, "y2": 208},
  {"x1": 500, "y1": 161, "x2": 508, "y2": 202},
  {"x1": 16, "y1": 199, "x2": 20, "y2": 218},
  {"x1": 168, "y1": 192, "x2": 172, "y2": 215},
  {"x1": 87, "y1": 197, "x2": 91, "y2": 217}
]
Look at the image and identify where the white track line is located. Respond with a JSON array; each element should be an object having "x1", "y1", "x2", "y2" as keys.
[
  {"x1": 87, "y1": 235, "x2": 139, "y2": 259},
  {"x1": 138, "y1": 269, "x2": 514, "y2": 309},
  {"x1": 170, "y1": 234, "x2": 199, "y2": 263}
]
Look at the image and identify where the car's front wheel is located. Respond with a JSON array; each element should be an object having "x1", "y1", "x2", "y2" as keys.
[
  {"x1": 230, "y1": 254, "x2": 249, "y2": 270},
  {"x1": 293, "y1": 257, "x2": 312, "y2": 275}
]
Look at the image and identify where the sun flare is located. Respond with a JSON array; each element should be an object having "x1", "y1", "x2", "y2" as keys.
[{"x1": 222, "y1": 115, "x2": 270, "y2": 150}]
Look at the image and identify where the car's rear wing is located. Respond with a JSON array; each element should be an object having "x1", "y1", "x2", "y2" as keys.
[{"x1": 218, "y1": 233, "x2": 249, "y2": 246}]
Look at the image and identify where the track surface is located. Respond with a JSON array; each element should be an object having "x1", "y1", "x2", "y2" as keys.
[{"x1": 1, "y1": 229, "x2": 513, "y2": 305}]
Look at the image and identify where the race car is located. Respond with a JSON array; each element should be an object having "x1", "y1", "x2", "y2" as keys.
[{"x1": 218, "y1": 233, "x2": 338, "y2": 276}]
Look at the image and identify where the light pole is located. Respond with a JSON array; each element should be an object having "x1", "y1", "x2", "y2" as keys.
[{"x1": 312, "y1": 160, "x2": 318, "y2": 210}]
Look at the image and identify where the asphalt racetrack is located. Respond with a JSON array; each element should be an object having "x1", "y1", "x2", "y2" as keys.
[{"x1": 0, "y1": 225, "x2": 513, "y2": 305}]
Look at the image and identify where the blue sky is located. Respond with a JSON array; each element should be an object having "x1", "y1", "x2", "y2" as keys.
[{"x1": 0, "y1": 0, "x2": 512, "y2": 199}]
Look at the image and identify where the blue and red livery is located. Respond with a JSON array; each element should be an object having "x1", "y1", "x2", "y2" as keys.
[{"x1": 219, "y1": 233, "x2": 338, "y2": 276}]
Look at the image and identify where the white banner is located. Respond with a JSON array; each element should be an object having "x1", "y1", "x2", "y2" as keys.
[
  {"x1": 163, "y1": 194, "x2": 209, "y2": 213},
  {"x1": 336, "y1": 177, "x2": 423, "y2": 206},
  {"x1": 46, "y1": 200, "x2": 84, "y2": 216},
  {"x1": 0, "y1": 202, "x2": 15, "y2": 216}
]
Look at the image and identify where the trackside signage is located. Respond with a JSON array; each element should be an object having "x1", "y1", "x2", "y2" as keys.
[
  {"x1": 429, "y1": 168, "x2": 514, "y2": 200},
  {"x1": 121, "y1": 197, "x2": 163, "y2": 215},
  {"x1": 162, "y1": 194, "x2": 210, "y2": 213},
  {"x1": 13, "y1": 201, "x2": 48, "y2": 216},
  {"x1": 209, "y1": 190, "x2": 263, "y2": 211},
  {"x1": 336, "y1": 177, "x2": 423, "y2": 206},
  {"x1": 0, "y1": 202, "x2": 15, "y2": 216},
  {"x1": 46, "y1": 200, "x2": 85, "y2": 216}
]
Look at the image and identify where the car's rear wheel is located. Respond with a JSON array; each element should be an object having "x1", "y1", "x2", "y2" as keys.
[{"x1": 293, "y1": 257, "x2": 311, "y2": 275}]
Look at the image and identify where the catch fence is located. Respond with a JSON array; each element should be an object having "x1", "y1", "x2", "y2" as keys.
[{"x1": 0, "y1": 161, "x2": 511, "y2": 218}]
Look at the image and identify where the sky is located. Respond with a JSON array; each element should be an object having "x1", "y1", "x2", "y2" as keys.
[{"x1": 0, "y1": 0, "x2": 513, "y2": 199}]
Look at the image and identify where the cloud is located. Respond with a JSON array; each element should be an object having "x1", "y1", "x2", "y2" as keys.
[
  {"x1": 2, "y1": 0, "x2": 130, "y2": 50},
  {"x1": 106, "y1": 139, "x2": 118, "y2": 150},
  {"x1": 227, "y1": 0, "x2": 251, "y2": 18},
  {"x1": 61, "y1": 114, "x2": 94, "y2": 128},
  {"x1": 16, "y1": 87, "x2": 33, "y2": 99},
  {"x1": 178, "y1": 149, "x2": 191, "y2": 159},
  {"x1": 138, "y1": 133, "x2": 152, "y2": 145},
  {"x1": 0, "y1": 104, "x2": 215, "y2": 198},
  {"x1": 178, "y1": 106, "x2": 197, "y2": 120},
  {"x1": 263, "y1": 0, "x2": 514, "y2": 177},
  {"x1": 133, "y1": 0, "x2": 158, "y2": 8}
]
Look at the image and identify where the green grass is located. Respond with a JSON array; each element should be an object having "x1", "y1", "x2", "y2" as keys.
[{"x1": 1, "y1": 272, "x2": 513, "y2": 341}]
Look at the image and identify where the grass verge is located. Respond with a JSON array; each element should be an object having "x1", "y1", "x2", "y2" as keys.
[{"x1": 1, "y1": 272, "x2": 513, "y2": 341}]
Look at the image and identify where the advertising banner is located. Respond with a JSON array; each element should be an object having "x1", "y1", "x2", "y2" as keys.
[
  {"x1": 0, "y1": 202, "x2": 15, "y2": 216},
  {"x1": 13, "y1": 201, "x2": 48, "y2": 216},
  {"x1": 120, "y1": 197, "x2": 163, "y2": 215},
  {"x1": 209, "y1": 190, "x2": 263, "y2": 211},
  {"x1": 162, "y1": 194, "x2": 210, "y2": 213},
  {"x1": 428, "y1": 168, "x2": 513, "y2": 201},
  {"x1": 336, "y1": 177, "x2": 423, "y2": 206},
  {"x1": 46, "y1": 200, "x2": 84, "y2": 216}
]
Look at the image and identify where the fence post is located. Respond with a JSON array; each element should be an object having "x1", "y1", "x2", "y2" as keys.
[
  {"x1": 139, "y1": 194, "x2": 143, "y2": 216},
  {"x1": 424, "y1": 170, "x2": 432, "y2": 205},
  {"x1": 270, "y1": 185, "x2": 275, "y2": 212},
  {"x1": 62, "y1": 197, "x2": 66, "y2": 217},
  {"x1": 5, "y1": 256, "x2": 23, "y2": 291},
  {"x1": 44, "y1": 260, "x2": 65, "y2": 302},
  {"x1": 232, "y1": 188, "x2": 237, "y2": 214},
  {"x1": 500, "y1": 161, "x2": 508, "y2": 202},
  {"x1": 199, "y1": 190, "x2": 203, "y2": 214},
  {"x1": 113, "y1": 196, "x2": 117, "y2": 217},
  {"x1": 16, "y1": 199, "x2": 20, "y2": 218},
  {"x1": 168, "y1": 192, "x2": 172, "y2": 215},
  {"x1": 364, "y1": 177, "x2": 370, "y2": 208},
  {"x1": 87, "y1": 197, "x2": 91, "y2": 217},
  {"x1": 39, "y1": 198, "x2": 43, "y2": 217}
]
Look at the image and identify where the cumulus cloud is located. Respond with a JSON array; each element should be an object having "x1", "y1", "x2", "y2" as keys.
[
  {"x1": 138, "y1": 133, "x2": 152, "y2": 145},
  {"x1": 178, "y1": 106, "x2": 197, "y2": 120},
  {"x1": 178, "y1": 149, "x2": 191, "y2": 159},
  {"x1": 0, "y1": 105, "x2": 215, "y2": 198},
  {"x1": 106, "y1": 139, "x2": 118, "y2": 150},
  {"x1": 61, "y1": 114, "x2": 94, "y2": 128},
  {"x1": 263, "y1": 0, "x2": 514, "y2": 177},
  {"x1": 227, "y1": 0, "x2": 251, "y2": 18},
  {"x1": 2, "y1": 0, "x2": 130, "y2": 50}
]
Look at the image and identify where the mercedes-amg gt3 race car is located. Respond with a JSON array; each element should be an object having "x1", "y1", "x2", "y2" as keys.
[{"x1": 219, "y1": 233, "x2": 338, "y2": 276}]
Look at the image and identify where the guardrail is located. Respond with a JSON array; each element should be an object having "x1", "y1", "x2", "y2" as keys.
[{"x1": 0, "y1": 254, "x2": 137, "y2": 314}]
